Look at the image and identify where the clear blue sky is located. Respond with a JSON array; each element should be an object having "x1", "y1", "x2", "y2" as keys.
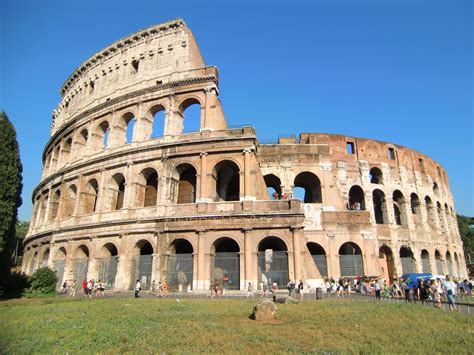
[{"x1": 1, "y1": 0, "x2": 473, "y2": 221}]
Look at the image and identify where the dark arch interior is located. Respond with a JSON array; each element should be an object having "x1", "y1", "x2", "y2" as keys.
[
  {"x1": 435, "y1": 250, "x2": 441, "y2": 258},
  {"x1": 379, "y1": 245, "x2": 393, "y2": 257},
  {"x1": 177, "y1": 164, "x2": 197, "y2": 204},
  {"x1": 264, "y1": 174, "x2": 282, "y2": 197},
  {"x1": 214, "y1": 238, "x2": 240, "y2": 252},
  {"x1": 294, "y1": 172, "x2": 322, "y2": 203},
  {"x1": 339, "y1": 242, "x2": 361, "y2": 255},
  {"x1": 137, "y1": 240, "x2": 153, "y2": 255},
  {"x1": 348, "y1": 185, "x2": 365, "y2": 210},
  {"x1": 307, "y1": 242, "x2": 326, "y2": 255},
  {"x1": 214, "y1": 161, "x2": 240, "y2": 201},
  {"x1": 369, "y1": 167, "x2": 383, "y2": 184},
  {"x1": 76, "y1": 245, "x2": 89, "y2": 258},
  {"x1": 421, "y1": 250, "x2": 430, "y2": 258},
  {"x1": 372, "y1": 189, "x2": 386, "y2": 224},
  {"x1": 258, "y1": 236, "x2": 288, "y2": 252},
  {"x1": 399, "y1": 247, "x2": 413, "y2": 258},
  {"x1": 171, "y1": 239, "x2": 194, "y2": 254},
  {"x1": 102, "y1": 243, "x2": 118, "y2": 256}
]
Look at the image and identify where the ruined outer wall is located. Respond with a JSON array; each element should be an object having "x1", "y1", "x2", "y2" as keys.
[{"x1": 22, "y1": 20, "x2": 467, "y2": 291}]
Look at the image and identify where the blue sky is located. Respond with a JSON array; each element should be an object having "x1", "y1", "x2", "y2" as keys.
[{"x1": 1, "y1": 0, "x2": 472, "y2": 221}]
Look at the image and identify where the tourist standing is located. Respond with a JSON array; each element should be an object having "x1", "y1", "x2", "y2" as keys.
[
  {"x1": 247, "y1": 282, "x2": 254, "y2": 297},
  {"x1": 69, "y1": 280, "x2": 77, "y2": 297},
  {"x1": 150, "y1": 280, "x2": 156, "y2": 295},
  {"x1": 443, "y1": 275, "x2": 458, "y2": 311},
  {"x1": 374, "y1": 280, "x2": 381, "y2": 300},
  {"x1": 297, "y1": 280, "x2": 304, "y2": 300},
  {"x1": 82, "y1": 279, "x2": 88, "y2": 297},
  {"x1": 135, "y1": 279, "x2": 141, "y2": 298}
]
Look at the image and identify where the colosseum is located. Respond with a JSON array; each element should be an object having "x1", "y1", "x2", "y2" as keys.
[{"x1": 22, "y1": 19, "x2": 468, "y2": 291}]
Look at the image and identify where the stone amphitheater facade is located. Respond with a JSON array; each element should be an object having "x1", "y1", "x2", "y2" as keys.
[{"x1": 22, "y1": 19, "x2": 468, "y2": 291}]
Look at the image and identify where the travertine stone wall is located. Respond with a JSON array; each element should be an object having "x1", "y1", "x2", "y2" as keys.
[{"x1": 23, "y1": 19, "x2": 468, "y2": 291}]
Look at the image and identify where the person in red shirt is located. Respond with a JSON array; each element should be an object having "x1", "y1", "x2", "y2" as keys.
[{"x1": 82, "y1": 279, "x2": 88, "y2": 297}]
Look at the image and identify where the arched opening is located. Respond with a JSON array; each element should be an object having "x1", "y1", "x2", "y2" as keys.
[
  {"x1": 106, "y1": 173, "x2": 126, "y2": 211},
  {"x1": 49, "y1": 189, "x2": 61, "y2": 221},
  {"x1": 138, "y1": 168, "x2": 158, "y2": 207},
  {"x1": 62, "y1": 184, "x2": 76, "y2": 218},
  {"x1": 168, "y1": 239, "x2": 194, "y2": 290},
  {"x1": 393, "y1": 190, "x2": 407, "y2": 226},
  {"x1": 150, "y1": 105, "x2": 166, "y2": 138},
  {"x1": 179, "y1": 98, "x2": 201, "y2": 133},
  {"x1": 39, "y1": 193, "x2": 49, "y2": 225},
  {"x1": 307, "y1": 242, "x2": 327, "y2": 277},
  {"x1": 435, "y1": 250, "x2": 443, "y2": 275},
  {"x1": 446, "y1": 251, "x2": 453, "y2": 276},
  {"x1": 175, "y1": 164, "x2": 197, "y2": 204},
  {"x1": 258, "y1": 236, "x2": 289, "y2": 288},
  {"x1": 369, "y1": 167, "x2": 383, "y2": 184},
  {"x1": 212, "y1": 237, "x2": 240, "y2": 290},
  {"x1": 410, "y1": 193, "x2": 421, "y2": 224},
  {"x1": 29, "y1": 251, "x2": 38, "y2": 274},
  {"x1": 130, "y1": 240, "x2": 154, "y2": 290},
  {"x1": 264, "y1": 174, "x2": 282, "y2": 199},
  {"x1": 213, "y1": 160, "x2": 240, "y2": 201},
  {"x1": 399, "y1": 247, "x2": 415, "y2": 274},
  {"x1": 62, "y1": 137, "x2": 73, "y2": 165},
  {"x1": 348, "y1": 185, "x2": 365, "y2": 210},
  {"x1": 73, "y1": 245, "x2": 89, "y2": 283},
  {"x1": 97, "y1": 121, "x2": 110, "y2": 149},
  {"x1": 339, "y1": 242, "x2": 363, "y2": 277},
  {"x1": 123, "y1": 113, "x2": 135, "y2": 144},
  {"x1": 293, "y1": 172, "x2": 322, "y2": 203},
  {"x1": 98, "y1": 243, "x2": 118, "y2": 288},
  {"x1": 53, "y1": 247, "x2": 66, "y2": 288},
  {"x1": 425, "y1": 196, "x2": 436, "y2": 226},
  {"x1": 433, "y1": 182, "x2": 439, "y2": 197},
  {"x1": 437, "y1": 202, "x2": 445, "y2": 233},
  {"x1": 378, "y1": 246, "x2": 395, "y2": 284},
  {"x1": 82, "y1": 179, "x2": 99, "y2": 214},
  {"x1": 444, "y1": 203, "x2": 451, "y2": 233},
  {"x1": 77, "y1": 128, "x2": 88, "y2": 156},
  {"x1": 421, "y1": 249, "x2": 431, "y2": 273},
  {"x1": 40, "y1": 248, "x2": 50, "y2": 268},
  {"x1": 372, "y1": 189, "x2": 388, "y2": 224}
]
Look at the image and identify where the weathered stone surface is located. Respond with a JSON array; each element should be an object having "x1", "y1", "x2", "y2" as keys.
[
  {"x1": 251, "y1": 300, "x2": 277, "y2": 321},
  {"x1": 21, "y1": 19, "x2": 469, "y2": 293}
]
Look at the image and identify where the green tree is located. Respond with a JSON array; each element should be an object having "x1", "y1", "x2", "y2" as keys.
[
  {"x1": 457, "y1": 214, "x2": 474, "y2": 263},
  {"x1": 0, "y1": 111, "x2": 23, "y2": 280}
]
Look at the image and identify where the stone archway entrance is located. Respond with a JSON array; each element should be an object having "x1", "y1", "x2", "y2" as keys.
[
  {"x1": 130, "y1": 240, "x2": 153, "y2": 290},
  {"x1": 378, "y1": 246, "x2": 395, "y2": 284},
  {"x1": 98, "y1": 243, "x2": 118, "y2": 288},
  {"x1": 258, "y1": 236, "x2": 289, "y2": 288},
  {"x1": 211, "y1": 238, "x2": 240, "y2": 290},
  {"x1": 168, "y1": 239, "x2": 194, "y2": 290}
]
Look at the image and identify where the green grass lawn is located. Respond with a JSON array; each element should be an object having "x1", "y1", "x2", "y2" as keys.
[{"x1": 1, "y1": 297, "x2": 472, "y2": 353}]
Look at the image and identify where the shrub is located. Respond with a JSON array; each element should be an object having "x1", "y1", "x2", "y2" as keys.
[{"x1": 29, "y1": 267, "x2": 57, "y2": 294}]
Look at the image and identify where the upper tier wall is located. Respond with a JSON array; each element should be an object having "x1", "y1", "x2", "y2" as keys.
[{"x1": 51, "y1": 18, "x2": 206, "y2": 136}]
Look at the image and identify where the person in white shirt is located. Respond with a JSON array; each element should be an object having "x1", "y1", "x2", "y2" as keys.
[
  {"x1": 135, "y1": 279, "x2": 141, "y2": 298},
  {"x1": 443, "y1": 275, "x2": 457, "y2": 311}
]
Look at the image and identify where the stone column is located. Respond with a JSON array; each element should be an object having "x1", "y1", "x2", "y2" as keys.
[
  {"x1": 203, "y1": 86, "x2": 217, "y2": 129},
  {"x1": 292, "y1": 226, "x2": 304, "y2": 281},
  {"x1": 196, "y1": 230, "x2": 206, "y2": 290},
  {"x1": 197, "y1": 152, "x2": 210, "y2": 202},
  {"x1": 243, "y1": 148, "x2": 253, "y2": 200},
  {"x1": 42, "y1": 189, "x2": 53, "y2": 226},
  {"x1": 243, "y1": 228, "x2": 253, "y2": 287},
  {"x1": 123, "y1": 162, "x2": 134, "y2": 209}
]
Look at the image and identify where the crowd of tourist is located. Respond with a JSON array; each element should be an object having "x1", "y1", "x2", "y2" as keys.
[
  {"x1": 60, "y1": 279, "x2": 107, "y2": 298},
  {"x1": 323, "y1": 275, "x2": 473, "y2": 311}
]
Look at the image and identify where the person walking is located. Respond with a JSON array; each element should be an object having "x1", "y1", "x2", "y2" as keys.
[
  {"x1": 135, "y1": 279, "x2": 141, "y2": 298},
  {"x1": 374, "y1": 279, "x2": 381, "y2": 300},
  {"x1": 247, "y1": 282, "x2": 254, "y2": 298},
  {"x1": 297, "y1": 280, "x2": 304, "y2": 300},
  {"x1": 443, "y1": 275, "x2": 458, "y2": 311}
]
